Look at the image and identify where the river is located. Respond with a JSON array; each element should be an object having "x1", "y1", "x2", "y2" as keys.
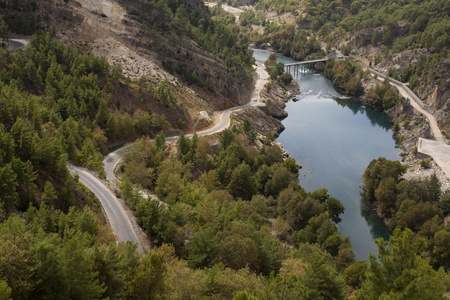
[{"x1": 253, "y1": 49, "x2": 401, "y2": 260}]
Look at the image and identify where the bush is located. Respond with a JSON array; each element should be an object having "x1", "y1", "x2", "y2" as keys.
[
  {"x1": 393, "y1": 121, "x2": 400, "y2": 132},
  {"x1": 420, "y1": 159, "x2": 431, "y2": 169},
  {"x1": 279, "y1": 72, "x2": 293, "y2": 85}
]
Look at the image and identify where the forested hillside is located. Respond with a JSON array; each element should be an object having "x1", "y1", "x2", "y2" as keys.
[
  {"x1": 233, "y1": 0, "x2": 450, "y2": 134},
  {"x1": 0, "y1": 0, "x2": 449, "y2": 298}
]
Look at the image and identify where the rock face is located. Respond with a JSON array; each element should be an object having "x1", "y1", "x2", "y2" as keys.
[
  {"x1": 375, "y1": 49, "x2": 431, "y2": 76},
  {"x1": 8, "y1": 0, "x2": 253, "y2": 114},
  {"x1": 233, "y1": 106, "x2": 285, "y2": 136},
  {"x1": 260, "y1": 100, "x2": 288, "y2": 119},
  {"x1": 386, "y1": 98, "x2": 431, "y2": 152},
  {"x1": 424, "y1": 60, "x2": 450, "y2": 135},
  {"x1": 259, "y1": 79, "x2": 299, "y2": 120},
  {"x1": 233, "y1": 77, "x2": 299, "y2": 136},
  {"x1": 375, "y1": 50, "x2": 450, "y2": 137}
]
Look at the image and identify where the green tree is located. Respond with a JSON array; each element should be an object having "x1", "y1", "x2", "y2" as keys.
[
  {"x1": 127, "y1": 251, "x2": 167, "y2": 300},
  {"x1": 155, "y1": 130, "x2": 166, "y2": 150},
  {"x1": 356, "y1": 228, "x2": 449, "y2": 299},
  {"x1": 362, "y1": 158, "x2": 406, "y2": 203},
  {"x1": 374, "y1": 177, "x2": 397, "y2": 217},
  {"x1": 254, "y1": 274, "x2": 309, "y2": 299},
  {"x1": 440, "y1": 190, "x2": 450, "y2": 214},
  {"x1": 220, "y1": 129, "x2": 234, "y2": 150},
  {"x1": 41, "y1": 181, "x2": 58, "y2": 205},
  {"x1": 187, "y1": 225, "x2": 217, "y2": 269},
  {"x1": 344, "y1": 260, "x2": 368, "y2": 288},
  {"x1": 0, "y1": 227, "x2": 34, "y2": 299},
  {"x1": 0, "y1": 21, "x2": 10, "y2": 45},
  {"x1": 227, "y1": 162, "x2": 256, "y2": 199},
  {"x1": 0, "y1": 280, "x2": 11, "y2": 300},
  {"x1": 325, "y1": 197, "x2": 345, "y2": 223}
]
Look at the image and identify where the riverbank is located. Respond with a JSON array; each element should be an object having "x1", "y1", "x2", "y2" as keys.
[
  {"x1": 232, "y1": 69, "x2": 299, "y2": 138},
  {"x1": 332, "y1": 60, "x2": 450, "y2": 192},
  {"x1": 368, "y1": 73, "x2": 450, "y2": 192}
]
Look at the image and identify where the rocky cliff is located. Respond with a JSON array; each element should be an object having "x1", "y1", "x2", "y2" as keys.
[
  {"x1": 233, "y1": 77, "x2": 299, "y2": 136},
  {"x1": 374, "y1": 52, "x2": 450, "y2": 138},
  {"x1": 2, "y1": 0, "x2": 254, "y2": 131},
  {"x1": 258, "y1": 79, "x2": 299, "y2": 120}
]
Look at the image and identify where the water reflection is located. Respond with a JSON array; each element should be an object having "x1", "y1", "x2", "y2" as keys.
[
  {"x1": 253, "y1": 48, "x2": 401, "y2": 260},
  {"x1": 335, "y1": 99, "x2": 393, "y2": 131},
  {"x1": 359, "y1": 191, "x2": 390, "y2": 242}
]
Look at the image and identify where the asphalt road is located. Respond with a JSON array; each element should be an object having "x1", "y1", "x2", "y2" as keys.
[
  {"x1": 68, "y1": 164, "x2": 144, "y2": 253},
  {"x1": 69, "y1": 60, "x2": 269, "y2": 252},
  {"x1": 98, "y1": 62, "x2": 268, "y2": 249},
  {"x1": 104, "y1": 62, "x2": 269, "y2": 182},
  {"x1": 369, "y1": 68, "x2": 445, "y2": 143},
  {"x1": 8, "y1": 37, "x2": 149, "y2": 252},
  {"x1": 7, "y1": 39, "x2": 29, "y2": 52},
  {"x1": 369, "y1": 68, "x2": 450, "y2": 177}
]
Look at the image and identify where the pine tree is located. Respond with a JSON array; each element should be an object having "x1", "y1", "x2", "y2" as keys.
[{"x1": 41, "y1": 181, "x2": 57, "y2": 205}]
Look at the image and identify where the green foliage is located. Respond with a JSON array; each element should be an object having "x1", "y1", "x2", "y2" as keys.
[
  {"x1": 440, "y1": 190, "x2": 450, "y2": 215},
  {"x1": 397, "y1": 201, "x2": 443, "y2": 231},
  {"x1": 0, "y1": 203, "x2": 141, "y2": 300},
  {"x1": 117, "y1": 125, "x2": 352, "y2": 288},
  {"x1": 356, "y1": 228, "x2": 449, "y2": 299},
  {"x1": 362, "y1": 157, "x2": 406, "y2": 203},
  {"x1": 148, "y1": 0, "x2": 255, "y2": 85},
  {"x1": 344, "y1": 260, "x2": 368, "y2": 288},
  {"x1": 264, "y1": 54, "x2": 293, "y2": 85},
  {"x1": 0, "y1": 20, "x2": 10, "y2": 45},
  {"x1": 220, "y1": 128, "x2": 235, "y2": 150},
  {"x1": 252, "y1": 0, "x2": 449, "y2": 98},
  {"x1": 362, "y1": 158, "x2": 450, "y2": 272},
  {"x1": 228, "y1": 162, "x2": 257, "y2": 199},
  {"x1": 187, "y1": 224, "x2": 217, "y2": 269},
  {"x1": 0, "y1": 280, "x2": 12, "y2": 300},
  {"x1": 126, "y1": 251, "x2": 167, "y2": 300},
  {"x1": 324, "y1": 59, "x2": 364, "y2": 97},
  {"x1": 364, "y1": 80, "x2": 402, "y2": 111}
]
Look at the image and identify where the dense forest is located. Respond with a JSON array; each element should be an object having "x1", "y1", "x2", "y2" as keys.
[
  {"x1": 362, "y1": 158, "x2": 450, "y2": 266},
  {"x1": 0, "y1": 0, "x2": 449, "y2": 298}
]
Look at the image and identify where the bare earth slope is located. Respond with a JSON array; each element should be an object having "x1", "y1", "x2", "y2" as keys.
[{"x1": 24, "y1": 0, "x2": 253, "y2": 120}]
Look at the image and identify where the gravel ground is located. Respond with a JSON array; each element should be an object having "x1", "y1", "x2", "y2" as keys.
[{"x1": 402, "y1": 156, "x2": 450, "y2": 191}]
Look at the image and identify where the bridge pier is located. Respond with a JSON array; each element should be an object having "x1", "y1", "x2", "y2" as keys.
[{"x1": 285, "y1": 58, "x2": 330, "y2": 75}]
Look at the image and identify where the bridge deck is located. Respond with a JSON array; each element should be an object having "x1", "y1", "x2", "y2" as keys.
[{"x1": 285, "y1": 58, "x2": 328, "y2": 66}]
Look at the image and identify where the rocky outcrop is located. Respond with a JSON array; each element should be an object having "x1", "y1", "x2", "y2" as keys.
[
  {"x1": 233, "y1": 106, "x2": 285, "y2": 136},
  {"x1": 233, "y1": 77, "x2": 299, "y2": 136},
  {"x1": 259, "y1": 79, "x2": 299, "y2": 119},
  {"x1": 260, "y1": 100, "x2": 288, "y2": 119},
  {"x1": 374, "y1": 49, "x2": 430, "y2": 76},
  {"x1": 422, "y1": 60, "x2": 450, "y2": 136},
  {"x1": 374, "y1": 50, "x2": 450, "y2": 137}
]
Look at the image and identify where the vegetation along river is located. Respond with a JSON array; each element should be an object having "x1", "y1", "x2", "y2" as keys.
[{"x1": 253, "y1": 49, "x2": 402, "y2": 260}]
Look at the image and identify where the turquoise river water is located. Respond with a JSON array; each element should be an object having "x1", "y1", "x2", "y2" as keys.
[{"x1": 253, "y1": 49, "x2": 401, "y2": 260}]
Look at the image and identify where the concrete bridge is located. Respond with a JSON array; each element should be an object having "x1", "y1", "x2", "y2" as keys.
[
  {"x1": 285, "y1": 56, "x2": 345, "y2": 74},
  {"x1": 285, "y1": 58, "x2": 328, "y2": 74}
]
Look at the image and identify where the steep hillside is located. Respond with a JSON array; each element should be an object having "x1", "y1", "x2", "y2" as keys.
[
  {"x1": 227, "y1": 0, "x2": 450, "y2": 137},
  {"x1": 1, "y1": 0, "x2": 256, "y2": 127}
]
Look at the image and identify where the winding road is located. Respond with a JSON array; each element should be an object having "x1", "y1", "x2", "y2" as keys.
[
  {"x1": 369, "y1": 68, "x2": 450, "y2": 178},
  {"x1": 91, "y1": 61, "x2": 269, "y2": 250},
  {"x1": 9, "y1": 35, "x2": 272, "y2": 251},
  {"x1": 68, "y1": 164, "x2": 143, "y2": 252},
  {"x1": 7, "y1": 39, "x2": 29, "y2": 52},
  {"x1": 104, "y1": 61, "x2": 269, "y2": 182}
]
